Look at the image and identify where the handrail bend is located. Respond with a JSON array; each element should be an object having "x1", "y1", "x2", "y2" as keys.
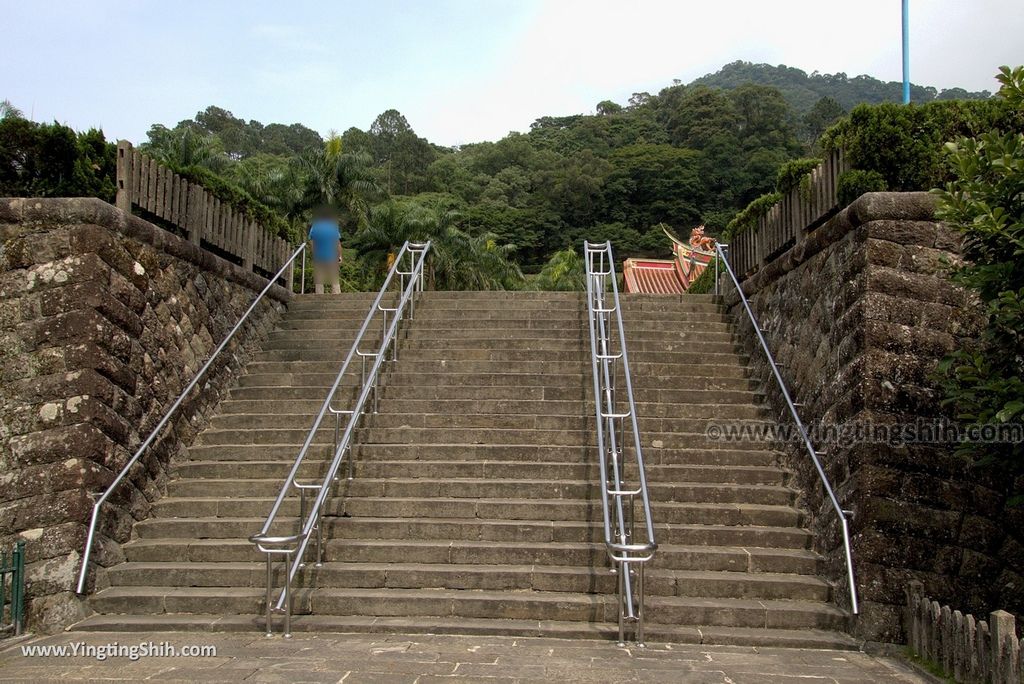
[
  {"x1": 249, "y1": 241, "x2": 430, "y2": 637},
  {"x1": 714, "y1": 242, "x2": 859, "y2": 615},
  {"x1": 74, "y1": 243, "x2": 306, "y2": 595},
  {"x1": 583, "y1": 240, "x2": 657, "y2": 647}
]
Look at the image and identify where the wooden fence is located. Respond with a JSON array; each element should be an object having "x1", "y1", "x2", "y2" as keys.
[
  {"x1": 730, "y1": 148, "x2": 850, "y2": 280},
  {"x1": 114, "y1": 141, "x2": 293, "y2": 283},
  {"x1": 906, "y1": 581, "x2": 1022, "y2": 683}
]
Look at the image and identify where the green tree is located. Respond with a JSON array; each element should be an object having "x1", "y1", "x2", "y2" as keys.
[
  {"x1": 803, "y1": 96, "x2": 846, "y2": 141},
  {"x1": 300, "y1": 134, "x2": 382, "y2": 230},
  {"x1": 530, "y1": 248, "x2": 585, "y2": 291},
  {"x1": 934, "y1": 66, "x2": 1024, "y2": 494},
  {"x1": 353, "y1": 203, "x2": 522, "y2": 290},
  {"x1": 0, "y1": 116, "x2": 115, "y2": 201},
  {"x1": 142, "y1": 123, "x2": 229, "y2": 172}
]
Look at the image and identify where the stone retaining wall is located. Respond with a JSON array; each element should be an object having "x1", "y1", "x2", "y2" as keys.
[
  {"x1": 0, "y1": 198, "x2": 289, "y2": 632},
  {"x1": 723, "y1": 192, "x2": 1024, "y2": 641}
]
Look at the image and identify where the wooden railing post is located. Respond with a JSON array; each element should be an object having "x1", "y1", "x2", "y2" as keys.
[
  {"x1": 115, "y1": 141, "x2": 133, "y2": 213},
  {"x1": 243, "y1": 219, "x2": 256, "y2": 272}
]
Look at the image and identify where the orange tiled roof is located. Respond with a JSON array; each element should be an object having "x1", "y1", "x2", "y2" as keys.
[{"x1": 623, "y1": 259, "x2": 686, "y2": 294}]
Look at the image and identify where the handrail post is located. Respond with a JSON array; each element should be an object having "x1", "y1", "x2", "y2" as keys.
[
  {"x1": 583, "y1": 240, "x2": 656, "y2": 647},
  {"x1": 715, "y1": 242, "x2": 859, "y2": 615},
  {"x1": 251, "y1": 240, "x2": 431, "y2": 634}
]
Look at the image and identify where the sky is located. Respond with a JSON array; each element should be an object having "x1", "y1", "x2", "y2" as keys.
[{"x1": 2, "y1": 0, "x2": 1022, "y2": 147}]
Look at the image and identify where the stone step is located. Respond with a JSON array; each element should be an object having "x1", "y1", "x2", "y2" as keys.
[
  {"x1": 212, "y1": 395, "x2": 766, "y2": 417},
  {"x1": 227, "y1": 376, "x2": 759, "y2": 401},
  {"x1": 87, "y1": 586, "x2": 846, "y2": 630},
  {"x1": 102, "y1": 561, "x2": 830, "y2": 601},
  {"x1": 194, "y1": 425, "x2": 776, "y2": 449},
  {"x1": 401, "y1": 332, "x2": 739, "y2": 347},
  {"x1": 186, "y1": 443, "x2": 781, "y2": 465},
  {"x1": 401, "y1": 326, "x2": 734, "y2": 340},
  {"x1": 70, "y1": 613, "x2": 857, "y2": 650},
  {"x1": 134, "y1": 517, "x2": 812, "y2": 549},
  {"x1": 238, "y1": 351, "x2": 748, "y2": 375},
  {"x1": 206, "y1": 411, "x2": 766, "y2": 434},
  {"x1": 123, "y1": 539, "x2": 820, "y2": 575},
  {"x1": 174, "y1": 460, "x2": 788, "y2": 486},
  {"x1": 164, "y1": 477, "x2": 795, "y2": 505},
  {"x1": 152, "y1": 496, "x2": 801, "y2": 526},
  {"x1": 235, "y1": 365, "x2": 753, "y2": 389}
]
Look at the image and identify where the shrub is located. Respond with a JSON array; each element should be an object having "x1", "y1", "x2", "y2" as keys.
[
  {"x1": 723, "y1": 191, "x2": 781, "y2": 240},
  {"x1": 821, "y1": 97, "x2": 1022, "y2": 192},
  {"x1": 529, "y1": 248, "x2": 585, "y2": 291},
  {"x1": 775, "y1": 157, "x2": 821, "y2": 194},
  {"x1": 836, "y1": 169, "x2": 888, "y2": 206},
  {"x1": 0, "y1": 116, "x2": 116, "y2": 201},
  {"x1": 684, "y1": 257, "x2": 721, "y2": 295},
  {"x1": 173, "y1": 164, "x2": 295, "y2": 242},
  {"x1": 932, "y1": 66, "x2": 1024, "y2": 496}
]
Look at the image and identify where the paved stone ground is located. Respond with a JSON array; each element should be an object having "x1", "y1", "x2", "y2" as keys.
[{"x1": 0, "y1": 631, "x2": 928, "y2": 683}]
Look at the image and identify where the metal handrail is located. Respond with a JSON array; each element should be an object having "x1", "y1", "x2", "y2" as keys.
[
  {"x1": 250, "y1": 241, "x2": 430, "y2": 637},
  {"x1": 583, "y1": 240, "x2": 657, "y2": 647},
  {"x1": 714, "y1": 242, "x2": 859, "y2": 615},
  {"x1": 74, "y1": 243, "x2": 306, "y2": 595}
]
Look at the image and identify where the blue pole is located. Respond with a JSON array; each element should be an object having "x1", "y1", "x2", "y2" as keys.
[{"x1": 902, "y1": 0, "x2": 910, "y2": 104}]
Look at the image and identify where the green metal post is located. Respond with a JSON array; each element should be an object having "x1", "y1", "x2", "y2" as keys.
[{"x1": 14, "y1": 540, "x2": 25, "y2": 635}]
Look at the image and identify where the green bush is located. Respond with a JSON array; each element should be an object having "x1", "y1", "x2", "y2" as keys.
[
  {"x1": 821, "y1": 98, "x2": 1022, "y2": 192},
  {"x1": 723, "y1": 191, "x2": 781, "y2": 240},
  {"x1": 836, "y1": 169, "x2": 888, "y2": 206},
  {"x1": 684, "y1": 257, "x2": 722, "y2": 295},
  {"x1": 528, "y1": 248, "x2": 585, "y2": 291},
  {"x1": 933, "y1": 66, "x2": 1024, "y2": 497},
  {"x1": 172, "y1": 164, "x2": 295, "y2": 242},
  {"x1": 775, "y1": 157, "x2": 821, "y2": 194},
  {"x1": 0, "y1": 116, "x2": 116, "y2": 201}
]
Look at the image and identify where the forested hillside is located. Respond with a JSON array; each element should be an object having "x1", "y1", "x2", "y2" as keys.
[{"x1": 0, "y1": 62, "x2": 996, "y2": 286}]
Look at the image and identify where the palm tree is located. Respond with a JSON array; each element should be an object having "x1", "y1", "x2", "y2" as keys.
[
  {"x1": 0, "y1": 99, "x2": 23, "y2": 119},
  {"x1": 355, "y1": 203, "x2": 523, "y2": 290},
  {"x1": 143, "y1": 125, "x2": 228, "y2": 172},
  {"x1": 530, "y1": 248, "x2": 585, "y2": 291},
  {"x1": 299, "y1": 134, "x2": 382, "y2": 230},
  {"x1": 232, "y1": 158, "x2": 307, "y2": 239}
]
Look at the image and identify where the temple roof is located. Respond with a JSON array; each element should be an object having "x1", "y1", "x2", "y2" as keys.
[{"x1": 622, "y1": 259, "x2": 686, "y2": 294}]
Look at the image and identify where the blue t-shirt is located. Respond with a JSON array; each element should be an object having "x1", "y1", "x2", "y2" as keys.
[{"x1": 308, "y1": 219, "x2": 341, "y2": 262}]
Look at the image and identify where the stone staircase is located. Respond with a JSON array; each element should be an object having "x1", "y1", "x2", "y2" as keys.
[{"x1": 76, "y1": 291, "x2": 855, "y2": 648}]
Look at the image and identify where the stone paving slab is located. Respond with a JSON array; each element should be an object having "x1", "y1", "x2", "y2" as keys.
[{"x1": 0, "y1": 631, "x2": 927, "y2": 683}]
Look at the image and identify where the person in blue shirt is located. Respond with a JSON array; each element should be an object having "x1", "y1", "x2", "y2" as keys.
[{"x1": 308, "y1": 206, "x2": 343, "y2": 294}]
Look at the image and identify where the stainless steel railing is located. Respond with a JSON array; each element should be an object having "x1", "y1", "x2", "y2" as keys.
[
  {"x1": 714, "y1": 242, "x2": 859, "y2": 615},
  {"x1": 249, "y1": 241, "x2": 430, "y2": 637},
  {"x1": 74, "y1": 243, "x2": 307, "y2": 595},
  {"x1": 583, "y1": 241, "x2": 657, "y2": 647}
]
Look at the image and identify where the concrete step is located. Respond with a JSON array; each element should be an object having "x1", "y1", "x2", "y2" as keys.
[
  {"x1": 235, "y1": 366, "x2": 754, "y2": 390},
  {"x1": 87, "y1": 585, "x2": 846, "y2": 630},
  {"x1": 238, "y1": 352, "x2": 749, "y2": 376},
  {"x1": 134, "y1": 517, "x2": 812, "y2": 549},
  {"x1": 227, "y1": 376, "x2": 759, "y2": 401},
  {"x1": 103, "y1": 561, "x2": 830, "y2": 601},
  {"x1": 123, "y1": 539, "x2": 820, "y2": 575},
  {"x1": 174, "y1": 460, "x2": 788, "y2": 486},
  {"x1": 211, "y1": 395, "x2": 767, "y2": 417},
  {"x1": 193, "y1": 425, "x2": 777, "y2": 450},
  {"x1": 206, "y1": 411, "x2": 767, "y2": 434},
  {"x1": 186, "y1": 443, "x2": 782, "y2": 466},
  {"x1": 70, "y1": 612, "x2": 857, "y2": 649},
  {"x1": 152, "y1": 496, "x2": 801, "y2": 526},
  {"x1": 164, "y1": 478, "x2": 796, "y2": 506}
]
